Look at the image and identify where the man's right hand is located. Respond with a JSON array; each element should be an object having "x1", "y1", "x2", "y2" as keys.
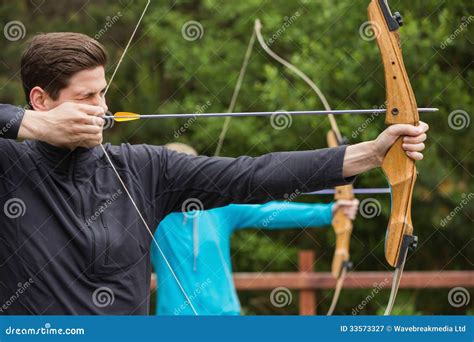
[{"x1": 19, "y1": 102, "x2": 105, "y2": 149}]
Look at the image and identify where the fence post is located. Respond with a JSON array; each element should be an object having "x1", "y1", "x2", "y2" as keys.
[{"x1": 298, "y1": 250, "x2": 316, "y2": 315}]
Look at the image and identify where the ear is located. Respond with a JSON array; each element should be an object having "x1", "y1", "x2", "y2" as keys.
[{"x1": 29, "y1": 86, "x2": 53, "y2": 111}]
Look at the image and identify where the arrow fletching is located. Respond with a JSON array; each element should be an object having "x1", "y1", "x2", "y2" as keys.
[{"x1": 114, "y1": 112, "x2": 141, "y2": 122}]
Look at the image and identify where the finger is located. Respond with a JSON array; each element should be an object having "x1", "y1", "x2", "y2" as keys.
[
  {"x1": 75, "y1": 114, "x2": 105, "y2": 127},
  {"x1": 406, "y1": 151, "x2": 424, "y2": 161},
  {"x1": 403, "y1": 133, "x2": 426, "y2": 144},
  {"x1": 389, "y1": 123, "x2": 428, "y2": 137},
  {"x1": 402, "y1": 142, "x2": 425, "y2": 152},
  {"x1": 71, "y1": 124, "x2": 104, "y2": 135},
  {"x1": 345, "y1": 210, "x2": 356, "y2": 220},
  {"x1": 336, "y1": 199, "x2": 355, "y2": 206},
  {"x1": 73, "y1": 103, "x2": 106, "y2": 116},
  {"x1": 78, "y1": 134, "x2": 103, "y2": 147},
  {"x1": 89, "y1": 116, "x2": 106, "y2": 127},
  {"x1": 418, "y1": 121, "x2": 429, "y2": 133}
]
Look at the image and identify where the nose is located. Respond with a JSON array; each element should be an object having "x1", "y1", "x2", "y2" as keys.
[{"x1": 99, "y1": 95, "x2": 108, "y2": 114}]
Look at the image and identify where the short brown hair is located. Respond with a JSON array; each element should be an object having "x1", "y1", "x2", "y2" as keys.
[{"x1": 21, "y1": 32, "x2": 107, "y2": 104}]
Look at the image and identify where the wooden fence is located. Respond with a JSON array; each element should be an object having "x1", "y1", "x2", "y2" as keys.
[{"x1": 151, "y1": 250, "x2": 474, "y2": 315}]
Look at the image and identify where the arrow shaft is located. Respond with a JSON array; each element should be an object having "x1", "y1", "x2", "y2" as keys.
[
  {"x1": 114, "y1": 108, "x2": 438, "y2": 120},
  {"x1": 305, "y1": 188, "x2": 391, "y2": 195}
]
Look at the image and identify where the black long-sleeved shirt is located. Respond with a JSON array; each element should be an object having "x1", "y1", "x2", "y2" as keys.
[{"x1": 0, "y1": 104, "x2": 352, "y2": 314}]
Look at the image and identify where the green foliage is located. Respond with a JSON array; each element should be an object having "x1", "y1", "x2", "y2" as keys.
[{"x1": 0, "y1": 0, "x2": 471, "y2": 315}]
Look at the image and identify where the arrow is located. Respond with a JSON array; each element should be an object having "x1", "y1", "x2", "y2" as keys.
[
  {"x1": 305, "y1": 188, "x2": 391, "y2": 195},
  {"x1": 111, "y1": 108, "x2": 438, "y2": 122}
]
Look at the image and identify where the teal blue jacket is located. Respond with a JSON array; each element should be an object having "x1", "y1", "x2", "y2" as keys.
[{"x1": 151, "y1": 201, "x2": 334, "y2": 315}]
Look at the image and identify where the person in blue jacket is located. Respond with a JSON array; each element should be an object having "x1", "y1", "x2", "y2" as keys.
[{"x1": 151, "y1": 143, "x2": 359, "y2": 315}]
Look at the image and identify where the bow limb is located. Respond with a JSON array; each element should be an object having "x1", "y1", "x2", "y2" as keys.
[
  {"x1": 254, "y1": 19, "x2": 343, "y2": 143},
  {"x1": 326, "y1": 130, "x2": 354, "y2": 316},
  {"x1": 254, "y1": 19, "x2": 355, "y2": 315},
  {"x1": 368, "y1": 0, "x2": 419, "y2": 315},
  {"x1": 100, "y1": 0, "x2": 198, "y2": 315}
]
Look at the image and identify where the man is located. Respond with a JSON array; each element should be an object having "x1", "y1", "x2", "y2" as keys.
[
  {"x1": 0, "y1": 32, "x2": 428, "y2": 315},
  {"x1": 151, "y1": 143, "x2": 359, "y2": 315}
]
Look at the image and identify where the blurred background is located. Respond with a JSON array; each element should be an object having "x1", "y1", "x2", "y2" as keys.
[{"x1": 0, "y1": 0, "x2": 472, "y2": 315}]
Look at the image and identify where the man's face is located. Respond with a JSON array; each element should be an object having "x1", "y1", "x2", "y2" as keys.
[{"x1": 46, "y1": 66, "x2": 108, "y2": 112}]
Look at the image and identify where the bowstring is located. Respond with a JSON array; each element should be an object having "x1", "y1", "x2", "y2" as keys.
[{"x1": 101, "y1": 0, "x2": 198, "y2": 315}]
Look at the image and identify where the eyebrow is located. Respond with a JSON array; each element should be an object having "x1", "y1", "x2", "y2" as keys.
[{"x1": 78, "y1": 86, "x2": 107, "y2": 97}]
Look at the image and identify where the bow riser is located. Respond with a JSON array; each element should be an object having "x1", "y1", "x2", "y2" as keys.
[{"x1": 368, "y1": 0, "x2": 419, "y2": 268}]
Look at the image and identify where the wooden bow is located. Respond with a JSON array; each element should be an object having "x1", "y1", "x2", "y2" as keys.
[
  {"x1": 326, "y1": 130, "x2": 355, "y2": 315},
  {"x1": 368, "y1": 0, "x2": 420, "y2": 315}
]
